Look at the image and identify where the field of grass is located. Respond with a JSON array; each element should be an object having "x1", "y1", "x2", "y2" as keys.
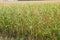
[{"x1": 0, "y1": 2, "x2": 60, "y2": 40}]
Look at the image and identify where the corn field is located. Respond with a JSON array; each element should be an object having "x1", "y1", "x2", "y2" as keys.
[{"x1": 0, "y1": 3, "x2": 60, "y2": 40}]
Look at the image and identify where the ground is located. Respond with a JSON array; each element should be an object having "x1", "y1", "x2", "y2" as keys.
[{"x1": 0, "y1": 1, "x2": 60, "y2": 6}]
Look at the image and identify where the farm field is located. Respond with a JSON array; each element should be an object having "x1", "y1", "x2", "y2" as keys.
[{"x1": 0, "y1": 1, "x2": 60, "y2": 40}]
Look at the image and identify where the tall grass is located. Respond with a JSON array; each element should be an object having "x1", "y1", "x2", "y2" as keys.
[{"x1": 0, "y1": 3, "x2": 60, "y2": 40}]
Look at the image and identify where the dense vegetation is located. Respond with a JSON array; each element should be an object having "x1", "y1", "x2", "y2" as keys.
[{"x1": 0, "y1": 3, "x2": 60, "y2": 40}]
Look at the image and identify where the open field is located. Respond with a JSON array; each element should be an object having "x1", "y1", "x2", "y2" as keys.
[{"x1": 0, "y1": 2, "x2": 60, "y2": 40}]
